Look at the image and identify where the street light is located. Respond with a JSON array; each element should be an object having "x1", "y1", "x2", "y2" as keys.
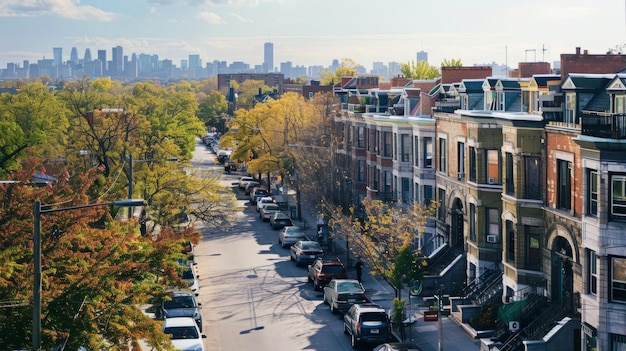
[{"x1": 32, "y1": 198, "x2": 145, "y2": 351}]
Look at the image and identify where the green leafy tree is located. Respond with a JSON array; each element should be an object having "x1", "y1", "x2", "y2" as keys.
[
  {"x1": 400, "y1": 60, "x2": 441, "y2": 79},
  {"x1": 441, "y1": 58, "x2": 463, "y2": 67},
  {"x1": 320, "y1": 58, "x2": 360, "y2": 85},
  {"x1": 197, "y1": 91, "x2": 228, "y2": 131},
  {"x1": 0, "y1": 81, "x2": 70, "y2": 177}
]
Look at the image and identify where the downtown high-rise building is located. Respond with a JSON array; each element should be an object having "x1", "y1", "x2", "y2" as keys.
[
  {"x1": 264, "y1": 42, "x2": 273, "y2": 73},
  {"x1": 112, "y1": 46, "x2": 123, "y2": 76},
  {"x1": 417, "y1": 50, "x2": 428, "y2": 63},
  {"x1": 83, "y1": 48, "x2": 92, "y2": 62},
  {"x1": 53, "y1": 47, "x2": 62, "y2": 67},
  {"x1": 69, "y1": 47, "x2": 78, "y2": 65}
]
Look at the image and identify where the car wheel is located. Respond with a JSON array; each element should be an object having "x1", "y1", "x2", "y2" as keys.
[
  {"x1": 343, "y1": 324, "x2": 349, "y2": 335},
  {"x1": 330, "y1": 301, "x2": 335, "y2": 314},
  {"x1": 313, "y1": 279, "x2": 320, "y2": 291},
  {"x1": 323, "y1": 294, "x2": 328, "y2": 305},
  {"x1": 290, "y1": 253, "x2": 294, "y2": 261},
  {"x1": 307, "y1": 274, "x2": 312, "y2": 283},
  {"x1": 351, "y1": 334, "x2": 359, "y2": 349}
]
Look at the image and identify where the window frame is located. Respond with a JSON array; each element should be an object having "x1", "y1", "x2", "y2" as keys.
[
  {"x1": 439, "y1": 137, "x2": 447, "y2": 173},
  {"x1": 588, "y1": 169, "x2": 598, "y2": 216},
  {"x1": 611, "y1": 175, "x2": 626, "y2": 220},
  {"x1": 610, "y1": 256, "x2": 626, "y2": 303}
]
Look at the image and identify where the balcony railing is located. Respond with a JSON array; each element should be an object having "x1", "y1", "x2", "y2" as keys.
[{"x1": 580, "y1": 113, "x2": 626, "y2": 139}]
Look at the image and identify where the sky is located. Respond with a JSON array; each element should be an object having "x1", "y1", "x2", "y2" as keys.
[{"x1": 1, "y1": 0, "x2": 626, "y2": 71}]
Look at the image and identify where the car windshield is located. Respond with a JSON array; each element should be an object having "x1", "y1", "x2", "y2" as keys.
[
  {"x1": 321, "y1": 265, "x2": 346, "y2": 274},
  {"x1": 164, "y1": 296, "x2": 195, "y2": 309},
  {"x1": 256, "y1": 190, "x2": 268, "y2": 196},
  {"x1": 164, "y1": 326, "x2": 199, "y2": 340},
  {"x1": 337, "y1": 281, "x2": 363, "y2": 292},
  {"x1": 180, "y1": 267, "x2": 194, "y2": 279},
  {"x1": 265, "y1": 205, "x2": 280, "y2": 210}
]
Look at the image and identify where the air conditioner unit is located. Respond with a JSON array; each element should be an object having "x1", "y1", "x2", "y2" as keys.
[
  {"x1": 509, "y1": 321, "x2": 520, "y2": 332},
  {"x1": 488, "y1": 177, "x2": 495, "y2": 184},
  {"x1": 487, "y1": 234, "x2": 498, "y2": 243}
]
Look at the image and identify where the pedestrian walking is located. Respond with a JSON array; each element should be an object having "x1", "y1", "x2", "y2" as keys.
[{"x1": 355, "y1": 260, "x2": 363, "y2": 283}]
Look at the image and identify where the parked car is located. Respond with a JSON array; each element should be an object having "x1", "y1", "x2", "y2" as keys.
[
  {"x1": 259, "y1": 203, "x2": 281, "y2": 221},
  {"x1": 270, "y1": 212, "x2": 293, "y2": 230},
  {"x1": 278, "y1": 226, "x2": 308, "y2": 248},
  {"x1": 244, "y1": 181, "x2": 260, "y2": 195},
  {"x1": 224, "y1": 160, "x2": 237, "y2": 173},
  {"x1": 162, "y1": 317, "x2": 206, "y2": 351},
  {"x1": 249, "y1": 187, "x2": 269, "y2": 204},
  {"x1": 256, "y1": 196, "x2": 274, "y2": 212},
  {"x1": 307, "y1": 257, "x2": 348, "y2": 291},
  {"x1": 156, "y1": 290, "x2": 203, "y2": 332},
  {"x1": 178, "y1": 260, "x2": 200, "y2": 295},
  {"x1": 238, "y1": 176, "x2": 254, "y2": 190},
  {"x1": 290, "y1": 240, "x2": 324, "y2": 266},
  {"x1": 323, "y1": 279, "x2": 369, "y2": 315},
  {"x1": 372, "y1": 342, "x2": 423, "y2": 351},
  {"x1": 344, "y1": 303, "x2": 392, "y2": 349}
]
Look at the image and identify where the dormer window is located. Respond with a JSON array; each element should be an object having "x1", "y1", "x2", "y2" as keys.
[{"x1": 614, "y1": 95, "x2": 626, "y2": 114}]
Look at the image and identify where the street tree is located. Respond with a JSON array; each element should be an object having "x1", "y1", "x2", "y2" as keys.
[
  {"x1": 0, "y1": 81, "x2": 70, "y2": 178},
  {"x1": 0, "y1": 158, "x2": 189, "y2": 350},
  {"x1": 197, "y1": 90, "x2": 228, "y2": 130},
  {"x1": 327, "y1": 198, "x2": 437, "y2": 298},
  {"x1": 400, "y1": 60, "x2": 441, "y2": 79}
]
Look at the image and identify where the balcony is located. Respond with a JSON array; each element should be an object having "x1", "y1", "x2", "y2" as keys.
[{"x1": 580, "y1": 113, "x2": 626, "y2": 139}]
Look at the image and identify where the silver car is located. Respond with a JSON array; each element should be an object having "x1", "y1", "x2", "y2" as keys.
[
  {"x1": 278, "y1": 226, "x2": 308, "y2": 248},
  {"x1": 323, "y1": 279, "x2": 369, "y2": 315}
]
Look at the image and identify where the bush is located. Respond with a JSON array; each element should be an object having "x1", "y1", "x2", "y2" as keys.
[
  {"x1": 468, "y1": 301, "x2": 501, "y2": 331},
  {"x1": 391, "y1": 298, "x2": 406, "y2": 325}
]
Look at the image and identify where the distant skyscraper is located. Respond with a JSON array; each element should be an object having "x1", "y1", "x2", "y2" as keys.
[
  {"x1": 264, "y1": 42, "x2": 273, "y2": 73},
  {"x1": 112, "y1": 45, "x2": 123, "y2": 76},
  {"x1": 416, "y1": 50, "x2": 428, "y2": 63},
  {"x1": 97, "y1": 49, "x2": 107, "y2": 75},
  {"x1": 70, "y1": 47, "x2": 78, "y2": 65},
  {"x1": 83, "y1": 48, "x2": 92, "y2": 62},
  {"x1": 53, "y1": 47, "x2": 62, "y2": 67}
]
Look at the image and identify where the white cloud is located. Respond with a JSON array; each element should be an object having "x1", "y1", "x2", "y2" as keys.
[
  {"x1": 0, "y1": 0, "x2": 118, "y2": 21},
  {"x1": 197, "y1": 11, "x2": 225, "y2": 24},
  {"x1": 229, "y1": 12, "x2": 252, "y2": 23}
]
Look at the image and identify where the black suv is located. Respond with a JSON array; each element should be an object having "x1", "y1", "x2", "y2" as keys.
[
  {"x1": 307, "y1": 257, "x2": 348, "y2": 291},
  {"x1": 343, "y1": 303, "x2": 392, "y2": 349}
]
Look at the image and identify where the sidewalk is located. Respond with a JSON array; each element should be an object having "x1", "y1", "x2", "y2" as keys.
[{"x1": 291, "y1": 213, "x2": 481, "y2": 351}]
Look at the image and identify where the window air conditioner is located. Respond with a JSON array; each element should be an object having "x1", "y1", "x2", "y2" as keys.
[
  {"x1": 488, "y1": 177, "x2": 495, "y2": 184},
  {"x1": 487, "y1": 234, "x2": 498, "y2": 243}
]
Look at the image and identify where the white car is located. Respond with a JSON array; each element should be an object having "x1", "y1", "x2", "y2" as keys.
[
  {"x1": 162, "y1": 317, "x2": 206, "y2": 351},
  {"x1": 259, "y1": 203, "x2": 281, "y2": 221},
  {"x1": 238, "y1": 176, "x2": 254, "y2": 190},
  {"x1": 256, "y1": 196, "x2": 274, "y2": 212}
]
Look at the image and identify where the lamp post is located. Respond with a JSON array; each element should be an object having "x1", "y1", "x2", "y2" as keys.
[{"x1": 32, "y1": 198, "x2": 145, "y2": 351}]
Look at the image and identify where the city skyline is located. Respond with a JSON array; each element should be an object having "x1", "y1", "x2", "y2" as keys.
[{"x1": 0, "y1": 0, "x2": 625, "y2": 70}]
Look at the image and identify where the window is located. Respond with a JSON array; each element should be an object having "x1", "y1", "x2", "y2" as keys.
[
  {"x1": 565, "y1": 93, "x2": 576, "y2": 124},
  {"x1": 438, "y1": 188, "x2": 446, "y2": 220},
  {"x1": 525, "y1": 157, "x2": 541, "y2": 200},
  {"x1": 611, "y1": 256, "x2": 626, "y2": 303},
  {"x1": 506, "y1": 152, "x2": 514, "y2": 195},
  {"x1": 487, "y1": 150, "x2": 500, "y2": 184},
  {"x1": 383, "y1": 132, "x2": 392, "y2": 157},
  {"x1": 497, "y1": 91, "x2": 505, "y2": 111},
  {"x1": 469, "y1": 203, "x2": 476, "y2": 242},
  {"x1": 401, "y1": 178, "x2": 411, "y2": 203},
  {"x1": 457, "y1": 142, "x2": 465, "y2": 180},
  {"x1": 393, "y1": 133, "x2": 398, "y2": 160},
  {"x1": 588, "y1": 250, "x2": 597, "y2": 295},
  {"x1": 526, "y1": 227, "x2": 541, "y2": 271},
  {"x1": 357, "y1": 160, "x2": 365, "y2": 182},
  {"x1": 439, "y1": 138, "x2": 447, "y2": 173},
  {"x1": 588, "y1": 170, "x2": 598, "y2": 216},
  {"x1": 423, "y1": 185, "x2": 433, "y2": 205},
  {"x1": 469, "y1": 147, "x2": 477, "y2": 182},
  {"x1": 506, "y1": 220, "x2": 515, "y2": 262},
  {"x1": 557, "y1": 160, "x2": 572, "y2": 210},
  {"x1": 423, "y1": 137, "x2": 433, "y2": 168},
  {"x1": 357, "y1": 127, "x2": 364, "y2": 148},
  {"x1": 414, "y1": 136, "x2": 420, "y2": 166},
  {"x1": 612, "y1": 175, "x2": 626, "y2": 219},
  {"x1": 373, "y1": 168, "x2": 379, "y2": 191},
  {"x1": 414, "y1": 182, "x2": 420, "y2": 203},
  {"x1": 401, "y1": 134, "x2": 411, "y2": 162},
  {"x1": 384, "y1": 171, "x2": 392, "y2": 193},
  {"x1": 487, "y1": 208, "x2": 499, "y2": 241}
]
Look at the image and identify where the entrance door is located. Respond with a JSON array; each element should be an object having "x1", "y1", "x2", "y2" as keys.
[
  {"x1": 451, "y1": 198, "x2": 464, "y2": 250},
  {"x1": 550, "y1": 236, "x2": 573, "y2": 301}
]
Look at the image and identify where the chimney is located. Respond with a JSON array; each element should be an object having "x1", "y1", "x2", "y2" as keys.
[
  {"x1": 576, "y1": 47, "x2": 581, "y2": 55},
  {"x1": 584, "y1": 49, "x2": 588, "y2": 55}
]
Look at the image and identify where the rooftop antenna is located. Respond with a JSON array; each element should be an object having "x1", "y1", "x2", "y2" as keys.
[{"x1": 541, "y1": 44, "x2": 548, "y2": 62}]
